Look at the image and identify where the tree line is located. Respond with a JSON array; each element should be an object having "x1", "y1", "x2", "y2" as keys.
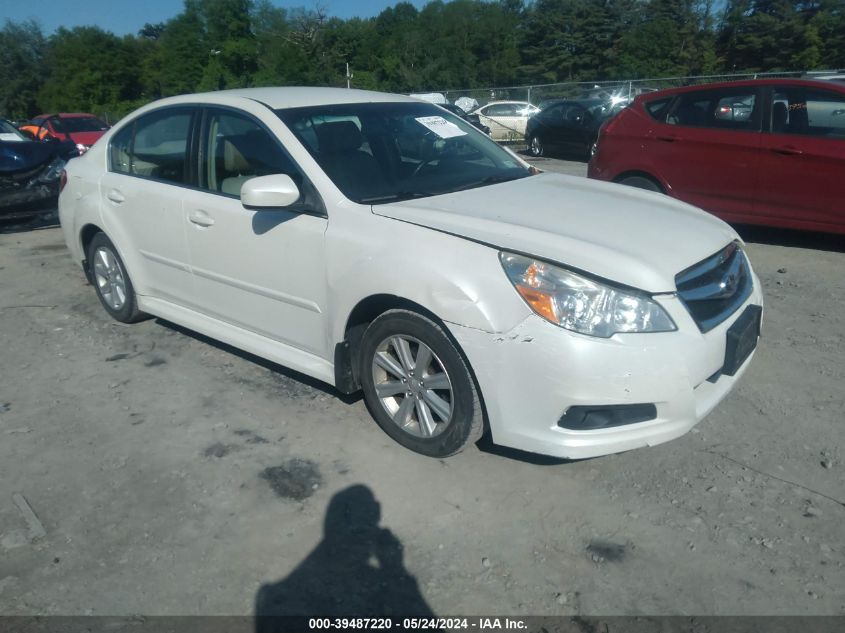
[{"x1": 1, "y1": 0, "x2": 843, "y2": 121}]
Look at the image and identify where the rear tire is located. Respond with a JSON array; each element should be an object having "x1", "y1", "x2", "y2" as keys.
[
  {"x1": 359, "y1": 310, "x2": 483, "y2": 458},
  {"x1": 528, "y1": 134, "x2": 544, "y2": 157},
  {"x1": 87, "y1": 233, "x2": 144, "y2": 323},
  {"x1": 617, "y1": 175, "x2": 663, "y2": 193}
]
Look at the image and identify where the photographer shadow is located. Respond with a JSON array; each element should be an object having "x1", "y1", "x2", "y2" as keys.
[{"x1": 255, "y1": 485, "x2": 435, "y2": 629}]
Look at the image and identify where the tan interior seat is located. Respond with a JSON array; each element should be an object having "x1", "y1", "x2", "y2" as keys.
[{"x1": 220, "y1": 138, "x2": 253, "y2": 196}]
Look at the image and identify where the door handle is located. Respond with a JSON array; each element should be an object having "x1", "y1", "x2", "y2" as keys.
[
  {"x1": 106, "y1": 189, "x2": 124, "y2": 204},
  {"x1": 656, "y1": 135, "x2": 678, "y2": 143},
  {"x1": 772, "y1": 146, "x2": 802, "y2": 156},
  {"x1": 188, "y1": 210, "x2": 215, "y2": 228}
]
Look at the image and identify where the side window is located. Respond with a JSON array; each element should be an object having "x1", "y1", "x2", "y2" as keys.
[
  {"x1": 645, "y1": 97, "x2": 673, "y2": 122},
  {"x1": 202, "y1": 109, "x2": 301, "y2": 199},
  {"x1": 109, "y1": 123, "x2": 134, "y2": 174},
  {"x1": 564, "y1": 105, "x2": 586, "y2": 123},
  {"x1": 118, "y1": 109, "x2": 193, "y2": 184},
  {"x1": 771, "y1": 87, "x2": 845, "y2": 138},
  {"x1": 48, "y1": 116, "x2": 65, "y2": 134},
  {"x1": 543, "y1": 104, "x2": 565, "y2": 120},
  {"x1": 668, "y1": 89, "x2": 758, "y2": 131},
  {"x1": 133, "y1": 111, "x2": 192, "y2": 183},
  {"x1": 486, "y1": 103, "x2": 517, "y2": 117}
]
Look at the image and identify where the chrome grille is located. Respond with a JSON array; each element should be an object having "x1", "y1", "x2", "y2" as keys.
[{"x1": 675, "y1": 242, "x2": 752, "y2": 333}]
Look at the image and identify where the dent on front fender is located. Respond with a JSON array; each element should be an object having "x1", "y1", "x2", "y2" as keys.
[{"x1": 327, "y1": 222, "x2": 532, "y2": 344}]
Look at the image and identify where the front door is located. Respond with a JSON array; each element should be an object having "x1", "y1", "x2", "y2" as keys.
[{"x1": 182, "y1": 107, "x2": 330, "y2": 358}]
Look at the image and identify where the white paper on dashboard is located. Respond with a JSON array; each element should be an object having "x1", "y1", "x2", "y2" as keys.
[{"x1": 414, "y1": 116, "x2": 467, "y2": 139}]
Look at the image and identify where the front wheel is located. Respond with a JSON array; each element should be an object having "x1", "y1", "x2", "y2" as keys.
[
  {"x1": 359, "y1": 310, "x2": 483, "y2": 457},
  {"x1": 528, "y1": 134, "x2": 544, "y2": 157},
  {"x1": 87, "y1": 233, "x2": 144, "y2": 323}
]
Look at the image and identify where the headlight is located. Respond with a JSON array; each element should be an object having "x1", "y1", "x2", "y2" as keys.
[
  {"x1": 500, "y1": 252, "x2": 676, "y2": 337},
  {"x1": 35, "y1": 157, "x2": 66, "y2": 183},
  {"x1": 75, "y1": 143, "x2": 89, "y2": 154}
]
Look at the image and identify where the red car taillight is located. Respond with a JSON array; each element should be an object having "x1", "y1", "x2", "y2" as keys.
[{"x1": 59, "y1": 170, "x2": 68, "y2": 193}]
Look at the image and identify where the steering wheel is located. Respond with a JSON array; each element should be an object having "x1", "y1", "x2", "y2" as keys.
[
  {"x1": 411, "y1": 156, "x2": 438, "y2": 177},
  {"x1": 409, "y1": 128, "x2": 446, "y2": 177}
]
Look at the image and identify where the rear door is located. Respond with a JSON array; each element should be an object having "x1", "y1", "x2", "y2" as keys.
[
  {"x1": 753, "y1": 85, "x2": 845, "y2": 232},
  {"x1": 477, "y1": 103, "x2": 521, "y2": 141},
  {"x1": 99, "y1": 107, "x2": 196, "y2": 303},
  {"x1": 647, "y1": 86, "x2": 764, "y2": 220}
]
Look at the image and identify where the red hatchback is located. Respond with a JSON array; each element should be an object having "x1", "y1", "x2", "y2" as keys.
[
  {"x1": 21, "y1": 113, "x2": 109, "y2": 154},
  {"x1": 588, "y1": 79, "x2": 845, "y2": 234}
]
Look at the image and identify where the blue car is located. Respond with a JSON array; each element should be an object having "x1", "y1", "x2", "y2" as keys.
[{"x1": 1, "y1": 119, "x2": 78, "y2": 221}]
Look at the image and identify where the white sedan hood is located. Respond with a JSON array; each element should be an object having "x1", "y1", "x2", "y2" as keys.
[{"x1": 373, "y1": 173, "x2": 738, "y2": 293}]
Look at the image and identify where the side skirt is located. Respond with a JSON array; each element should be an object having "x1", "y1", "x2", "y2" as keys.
[{"x1": 137, "y1": 295, "x2": 336, "y2": 387}]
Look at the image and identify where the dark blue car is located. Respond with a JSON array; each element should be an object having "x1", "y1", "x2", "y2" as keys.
[{"x1": 1, "y1": 119, "x2": 79, "y2": 221}]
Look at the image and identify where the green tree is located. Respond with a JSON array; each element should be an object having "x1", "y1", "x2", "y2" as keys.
[
  {"x1": 38, "y1": 27, "x2": 143, "y2": 120},
  {"x1": 520, "y1": 0, "x2": 634, "y2": 82},
  {"x1": 613, "y1": 0, "x2": 717, "y2": 78},
  {"x1": 0, "y1": 20, "x2": 47, "y2": 119},
  {"x1": 718, "y1": 0, "x2": 819, "y2": 71}
]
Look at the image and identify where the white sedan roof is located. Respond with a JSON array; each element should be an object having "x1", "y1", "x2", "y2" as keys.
[{"x1": 160, "y1": 87, "x2": 419, "y2": 110}]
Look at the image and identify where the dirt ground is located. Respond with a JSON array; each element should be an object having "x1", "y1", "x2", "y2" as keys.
[{"x1": 0, "y1": 160, "x2": 843, "y2": 618}]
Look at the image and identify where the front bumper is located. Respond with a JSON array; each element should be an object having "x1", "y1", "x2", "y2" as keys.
[
  {"x1": 450, "y1": 276, "x2": 763, "y2": 459},
  {"x1": 0, "y1": 182, "x2": 58, "y2": 217},
  {"x1": 0, "y1": 157, "x2": 65, "y2": 218}
]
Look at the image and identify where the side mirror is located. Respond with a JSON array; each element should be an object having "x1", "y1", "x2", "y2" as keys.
[{"x1": 241, "y1": 174, "x2": 300, "y2": 209}]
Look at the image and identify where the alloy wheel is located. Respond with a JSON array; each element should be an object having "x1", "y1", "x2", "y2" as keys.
[
  {"x1": 371, "y1": 334, "x2": 454, "y2": 438},
  {"x1": 92, "y1": 246, "x2": 127, "y2": 311}
]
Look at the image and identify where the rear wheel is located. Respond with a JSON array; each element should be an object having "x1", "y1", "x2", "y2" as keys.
[
  {"x1": 359, "y1": 310, "x2": 483, "y2": 457},
  {"x1": 87, "y1": 233, "x2": 144, "y2": 323},
  {"x1": 617, "y1": 175, "x2": 663, "y2": 193}
]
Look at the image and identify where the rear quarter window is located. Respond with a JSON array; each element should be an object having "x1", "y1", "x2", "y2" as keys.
[{"x1": 644, "y1": 97, "x2": 673, "y2": 122}]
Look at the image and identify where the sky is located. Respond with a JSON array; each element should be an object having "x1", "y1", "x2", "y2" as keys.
[{"x1": 0, "y1": 0, "x2": 430, "y2": 35}]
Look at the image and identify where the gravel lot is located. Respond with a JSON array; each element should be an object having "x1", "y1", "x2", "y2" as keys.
[{"x1": 0, "y1": 157, "x2": 843, "y2": 617}]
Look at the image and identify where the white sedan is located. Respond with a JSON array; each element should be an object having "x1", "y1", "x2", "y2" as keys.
[
  {"x1": 471, "y1": 100, "x2": 539, "y2": 140},
  {"x1": 59, "y1": 87, "x2": 763, "y2": 459}
]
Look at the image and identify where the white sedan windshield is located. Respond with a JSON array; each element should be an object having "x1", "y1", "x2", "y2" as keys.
[{"x1": 277, "y1": 102, "x2": 530, "y2": 204}]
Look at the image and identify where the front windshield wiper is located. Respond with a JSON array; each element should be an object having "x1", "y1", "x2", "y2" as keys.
[
  {"x1": 361, "y1": 172, "x2": 529, "y2": 204},
  {"x1": 360, "y1": 191, "x2": 436, "y2": 204},
  {"x1": 451, "y1": 172, "x2": 530, "y2": 193}
]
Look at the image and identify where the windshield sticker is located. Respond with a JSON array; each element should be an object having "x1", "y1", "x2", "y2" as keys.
[
  {"x1": 415, "y1": 116, "x2": 467, "y2": 139},
  {"x1": 0, "y1": 133, "x2": 23, "y2": 142}
]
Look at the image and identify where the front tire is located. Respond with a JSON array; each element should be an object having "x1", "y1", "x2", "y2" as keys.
[
  {"x1": 87, "y1": 233, "x2": 143, "y2": 323},
  {"x1": 359, "y1": 310, "x2": 483, "y2": 457}
]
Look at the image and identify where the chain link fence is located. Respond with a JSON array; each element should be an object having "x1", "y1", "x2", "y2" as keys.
[
  {"x1": 421, "y1": 71, "x2": 818, "y2": 143},
  {"x1": 437, "y1": 71, "x2": 810, "y2": 108}
]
